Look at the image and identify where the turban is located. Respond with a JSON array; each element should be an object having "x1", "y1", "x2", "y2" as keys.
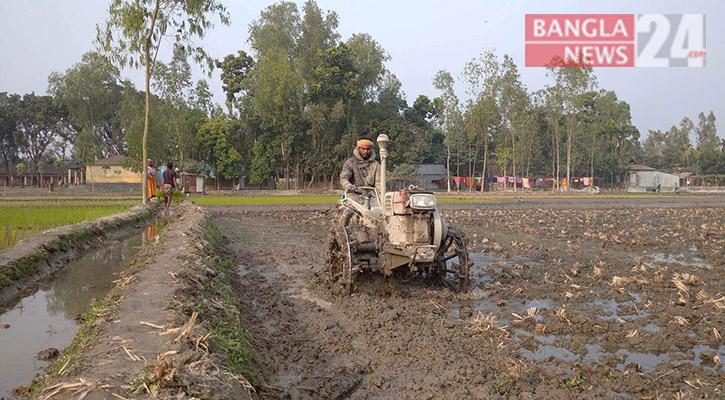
[{"x1": 357, "y1": 139, "x2": 374, "y2": 149}]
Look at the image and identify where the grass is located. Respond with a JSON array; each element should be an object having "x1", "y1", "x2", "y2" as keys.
[
  {"x1": 197, "y1": 221, "x2": 258, "y2": 383},
  {"x1": 0, "y1": 199, "x2": 136, "y2": 250}
]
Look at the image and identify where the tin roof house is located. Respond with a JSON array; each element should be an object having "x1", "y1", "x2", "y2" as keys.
[{"x1": 626, "y1": 161, "x2": 680, "y2": 193}]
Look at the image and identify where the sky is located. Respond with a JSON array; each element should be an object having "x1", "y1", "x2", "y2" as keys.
[{"x1": 1, "y1": 0, "x2": 723, "y2": 141}]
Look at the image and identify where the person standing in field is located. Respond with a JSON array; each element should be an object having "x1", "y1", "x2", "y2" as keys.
[
  {"x1": 161, "y1": 163, "x2": 178, "y2": 216},
  {"x1": 147, "y1": 159, "x2": 158, "y2": 199}
]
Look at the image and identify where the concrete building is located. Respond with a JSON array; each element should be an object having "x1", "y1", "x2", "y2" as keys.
[{"x1": 86, "y1": 155, "x2": 142, "y2": 191}]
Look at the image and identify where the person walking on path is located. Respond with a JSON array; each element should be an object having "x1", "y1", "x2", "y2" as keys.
[
  {"x1": 161, "y1": 163, "x2": 178, "y2": 216},
  {"x1": 147, "y1": 159, "x2": 158, "y2": 199}
]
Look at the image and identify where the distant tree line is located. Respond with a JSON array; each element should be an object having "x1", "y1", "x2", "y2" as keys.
[{"x1": 1, "y1": 0, "x2": 722, "y2": 190}]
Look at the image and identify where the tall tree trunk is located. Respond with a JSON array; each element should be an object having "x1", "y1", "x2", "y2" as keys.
[
  {"x1": 589, "y1": 132, "x2": 596, "y2": 181},
  {"x1": 480, "y1": 134, "x2": 488, "y2": 193},
  {"x1": 511, "y1": 122, "x2": 517, "y2": 193},
  {"x1": 446, "y1": 143, "x2": 451, "y2": 193},
  {"x1": 141, "y1": 0, "x2": 160, "y2": 204},
  {"x1": 566, "y1": 121, "x2": 573, "y2": 191},
  {"x1": 471, "y1": 135, "x2": 480, "y2": 192}
]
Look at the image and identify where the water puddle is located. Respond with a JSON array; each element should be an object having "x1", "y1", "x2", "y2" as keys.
[
  {"x1": 464, "y1": 252, "x2": 538, "y2": 285},
  {"x1": 635, "y1": 251, "x2": 712, "y2": 270},
  {"x1": 0, "y1": 223, "x2": 159, "y2": 396},
  {"x1": 581, "y1": 298, "x2": 649, "y2": 321},
  {"x1": 520, "y1": 345, "x2": 578, "y2": 362}
]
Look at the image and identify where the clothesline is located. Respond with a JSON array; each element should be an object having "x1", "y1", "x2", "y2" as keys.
[{"x1": 450, "y1": 176, "x2": 597, "y2": 189}]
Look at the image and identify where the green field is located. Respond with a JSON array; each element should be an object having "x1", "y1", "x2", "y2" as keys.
[{"x1": 0, "y1": 199, "x2": 136, "y2": 250}]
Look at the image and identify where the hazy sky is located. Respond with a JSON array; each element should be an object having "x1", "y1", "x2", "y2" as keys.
[{"x1": 1, "y1": 0, "x2": 722, "y2": 140}]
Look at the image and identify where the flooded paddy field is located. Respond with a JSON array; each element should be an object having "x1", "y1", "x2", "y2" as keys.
[{"x1": 208, "y1": 196, "x2": 723, "y2": 399}]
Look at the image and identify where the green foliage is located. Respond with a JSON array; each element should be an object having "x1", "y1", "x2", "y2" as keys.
[
  {"x1": 0, "y1": 92, "x2": 20, "y2": 175},
  {"x1": 157, "y1": 189, "x2": 183, "y2": 204},
  {"x1": 97, "y1": 0, "x2": 230, "y2": 202},
  {"x1": 14, "y1": 93, "x2": 68, "y2": 184},
  {"x1": 48, "y1": 51, "x2": 125, "y2": 157},
  {"x1": 216, "y1": 50, "x2": 255, "y2": 112},
  {"x1": 197, "y1": 116, "x2": 242, "y2": 179}
]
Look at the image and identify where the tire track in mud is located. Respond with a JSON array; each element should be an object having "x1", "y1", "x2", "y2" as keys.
[
  {"x1": 212, "y1": 211, "x2": 365, "y2": 399},
  {"x1": 209, "y1": 208, "x2": 511, "y2": 399}
]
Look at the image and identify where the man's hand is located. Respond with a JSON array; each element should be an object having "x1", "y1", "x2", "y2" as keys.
[{"x1": 348, "y1": 184, "x2": 356, "y2": 191}]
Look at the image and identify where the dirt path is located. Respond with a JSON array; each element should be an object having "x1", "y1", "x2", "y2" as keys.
[{"x1": 209, "y1": 197, "x2": 724, "y2": 399}]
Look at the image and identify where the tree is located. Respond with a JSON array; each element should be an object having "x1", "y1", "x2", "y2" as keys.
[
  {"x1": 197, "y1": 116, "x2": 242, "y2": 180},
  {"x1": 48, "y1": 51, "x2": 125, "y2": 157},
  {"x1": 252, "y1": 48, "x2": 304, "y2": 189},
  {"x1": 153, "y1": 44, "x2": 200, "y2": 164},
  {"x1": 547, "y1": 55, "x2": 597, "y2": 189},
  {"x1": 433, "y1": 70, "x2": 462, "y2": 192},
  {"x1": 216, "y1": 50, "x2": 255, "y2": 113},
  {"x1": 296, "y1": 0, "x2": 339, "y2": 82},
  {"x1": 96, "y1": 0, "x2": 229, "y2": 203},
  {"x1": 248, "y1": 1, "x2": 300, "y2": 58},
  {"x1": 0, "y1": 93, "x2": 20, "y2": 186},
  {"x1": 14, "y1": 93, "x2": 65, "y2": 187},
  {"x1": 499, "y1": 55, "x2": 533, "y2": 192},
  {"x1": 462, "y1": 50, "x2": 500, "y2": 192},
  {"x1": 695, "y1": 111, "x2": 718, "y2": 174}
]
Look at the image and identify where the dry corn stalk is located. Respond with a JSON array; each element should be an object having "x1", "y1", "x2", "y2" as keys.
[
  {"x1": 468, "y1": 311, "x2": 509, "y2": 339},
  {"x1": 671, "y1": 277, "x2": 689, "y2": 295},
  {"x1": 696, "y1": 289, "x2": 710, "y2": 302},
  {"x1": 714, "y1": 328, "x2": 721, "y2": 341},
  {"x1": 626, "y1": 330, "x2": 639, "y2": 338},
  {"x1": 611, "y1": 276, "x2": 628, "y2": 287},
  {"x1": 680, "y1": 272, "x2": 700, "y2": 284},
  {"x1": 671, "y1": 316, "x2": 690, "y2": 326},
  {"x1": 507, "y1": 358, "x2": 529, "y2": 381},
  {"x1": 535, "y1": 323, "x2": 546, "y2": 335},
  {"x1": 512, "y1": 307, "x2": 539, "y2": 323},
  {"x1": 714, "y1": 356, "x2": 722, "y2": 368},
  {"x1": 555, "y1": 307, "x2": 571, "y2": 325}
]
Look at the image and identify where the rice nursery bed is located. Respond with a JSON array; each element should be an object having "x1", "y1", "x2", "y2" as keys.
[{"x1": 0, "y1": 199, "x2": 137, "y2": 250}]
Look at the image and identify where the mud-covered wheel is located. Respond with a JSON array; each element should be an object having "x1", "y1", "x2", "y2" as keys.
[
  {"x1": 434, "y1": 225, "x2": 471, "y2": 291},
  {"x1": 325, "y1": 224, "x2": 354, "y2": 295}
]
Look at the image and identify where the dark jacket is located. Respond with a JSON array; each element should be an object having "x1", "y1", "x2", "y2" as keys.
[{"x1": 339, "y1": 148, "x2": 381, "y2": 193}]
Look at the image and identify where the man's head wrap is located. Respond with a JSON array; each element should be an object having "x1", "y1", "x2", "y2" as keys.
[{"x1": 357, "y1": 138, "x2": 374, "y2": 149}]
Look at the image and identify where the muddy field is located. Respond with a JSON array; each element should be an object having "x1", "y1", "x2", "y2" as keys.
[{"x1": 209, "y1": 196, "x2": 724, "y2": 399}]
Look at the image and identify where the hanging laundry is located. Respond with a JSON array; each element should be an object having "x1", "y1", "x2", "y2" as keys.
[
  {"x1": 508, "y1": 176, "x2": 514, "y2": 183},
  {"x1": 465, "y1": 177, "x2": 475, "y2": 188},
  {"x1": 497, "y1": 176, "x2": 505, "y2": 184},
  {"x1": 582, "y1": 177, "x2": 590, "y2": 186},
  {"x1": 522, "y1": 178, "x2": 531, "y2": 189},
  {"x1": 453, "y1": 176, "x2": 464, "y2": 189}
]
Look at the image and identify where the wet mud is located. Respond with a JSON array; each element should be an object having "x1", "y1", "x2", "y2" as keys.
[{"x1": 209, "y1": 198, "x2": 724, "y2": 399}]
